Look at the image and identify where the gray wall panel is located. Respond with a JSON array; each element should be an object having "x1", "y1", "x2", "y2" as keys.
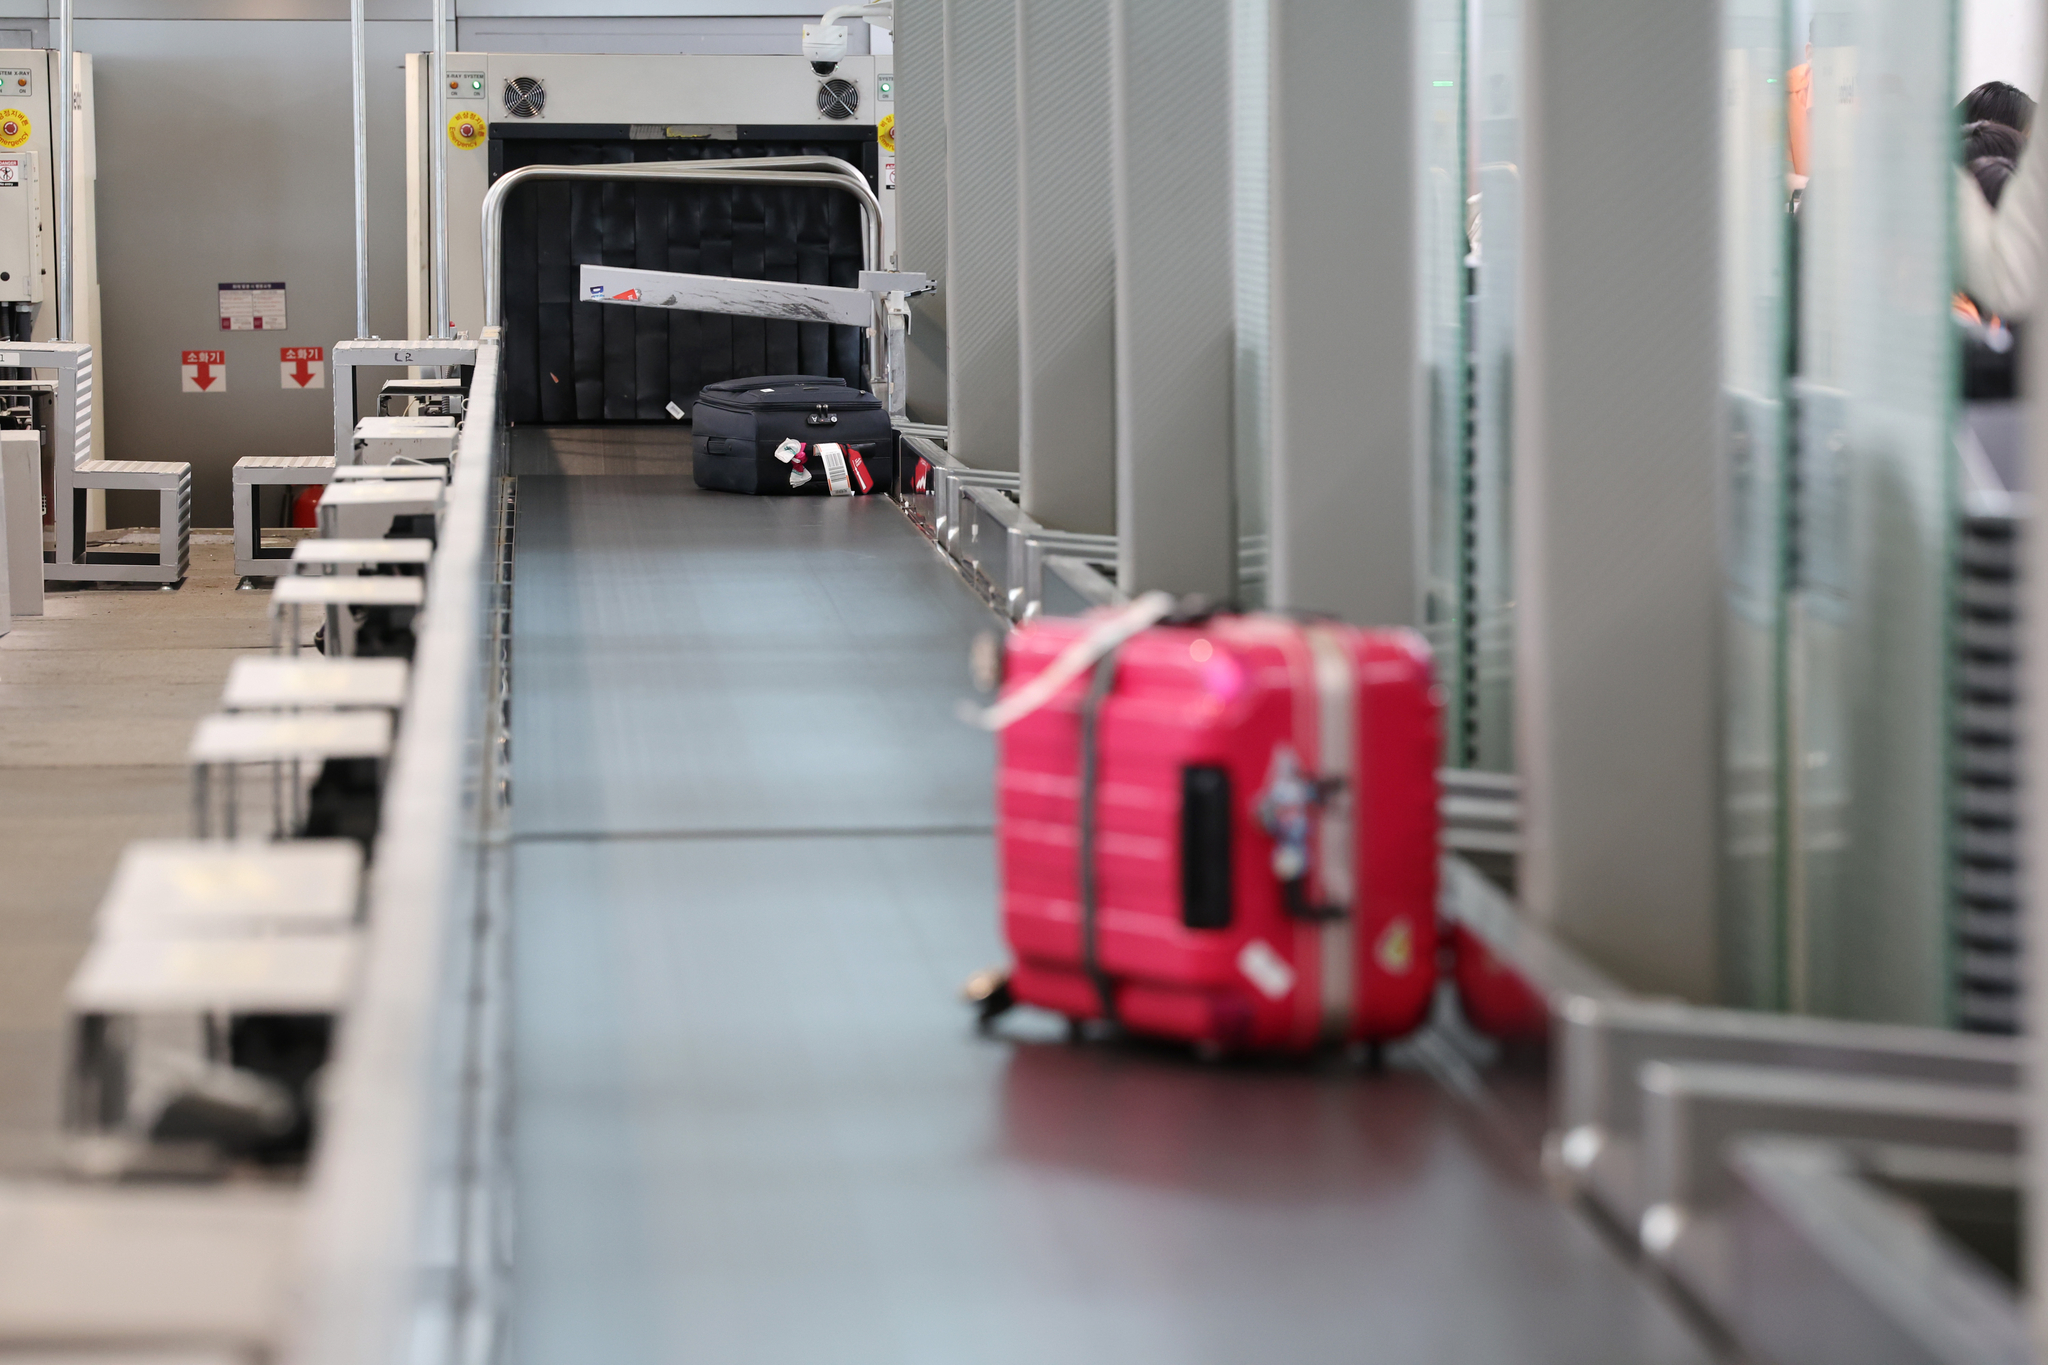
[
  {"x1": 894, "y1": 0, "x2": 947, "y2": 425},
  {"x1": 1265, "y1": 0, "x2": 1419, "y2": 627},
  {"x1": 88, "y1": 18, "x2": 425, "y2": 528},
  {"x1": 1111, "y1": 0, "x2": 1234, "y2": 597},
  {"x1": 64, "y1": 12, "x2": 847, "y2": 528},
  {"x1": 942, "y1": 0, "x2": 1018, "y2": 470},
  {"x1": 1512, "y1": 0, "x2": 1721, "y2": 999},
  {"x1": 1015, "y1": 0, "x2": 1113, "y2": 535}
]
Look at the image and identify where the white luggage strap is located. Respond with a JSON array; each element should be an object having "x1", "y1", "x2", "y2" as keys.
[
  {"x1": 1304, "y1": 626, "x2": 1357, "y2": 1042},
  {"x1": 1247, "y1": 621, "x2": 1357, "y2": 1042},
  {"x1": 961, "y1": 591, "x2": 1177, "y2": 731}
]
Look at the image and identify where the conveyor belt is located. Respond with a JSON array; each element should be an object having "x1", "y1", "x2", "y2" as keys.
[{"x1": 508, "y1": 472, "x2": 1713, "y2": 1364}]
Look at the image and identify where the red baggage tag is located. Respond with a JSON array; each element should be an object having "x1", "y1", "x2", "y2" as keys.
[{"x1": 849, "y1": 450, "x2": 874, "y2": 493}]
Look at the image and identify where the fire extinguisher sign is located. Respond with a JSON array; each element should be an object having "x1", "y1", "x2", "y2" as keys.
[
  {"x1": 180, "y1": 350, "x2": 225, "y2": 393},
  {"x1": 280, "y1": 346, "x2": 326, "y2": 390}
]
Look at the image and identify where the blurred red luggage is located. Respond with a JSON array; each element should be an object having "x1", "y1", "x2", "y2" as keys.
[
  {"x1": 987, "y1": 598, "x2": 1440, "y2": 1052},
  {"x1": 1449, "y1": 925, "x2": 1550, "y2": 1038}
]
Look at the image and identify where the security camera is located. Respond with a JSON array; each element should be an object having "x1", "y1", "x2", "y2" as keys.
[{"x1": 803, "y1": 23, "x2": 849, "y2": 74}]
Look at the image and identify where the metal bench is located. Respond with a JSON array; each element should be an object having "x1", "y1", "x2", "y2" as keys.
[
  {"x1": 64, "y1": 922, "x2": 360, "y2": 1177},
  {"x1": 330, "y1": 462, "x2": 447, "y2": 484},
  {"x1": 220, "y1": 656, "x2": 410, "y2": 713},
  {"x1": 23, "y1": 342, "x2": 193, "y2": 586},
  {"x1": 94, "y1": 837, "x2": 364, "y2": 938},
  {"x1": 232, "y1": 454, "x2": 336, "y2": 582},
  {"x1": 314, "y1": 480, "x2": 443, "y2": 540},
  {"x1": 188, "y1": 709, "x2": 394, "y2": 839},
  {"x1": 331, "y1": 338, "x2": 477, "y2": 464},
  {"x1": 269, "y1": 575, "x2": 426, "y2": 657},
  {"x1": 288, "y1": 537, "x2": 433, "y2": 577}
]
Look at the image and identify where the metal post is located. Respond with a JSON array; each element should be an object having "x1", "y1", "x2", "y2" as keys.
[
  {"x1": 1110, "y1": 0, "x2": 1237, "y2": 598},
  {"x1": 894, "y1": 0, "x2": 948, "y2": 425},
  {"x1": 431, "y1": 0, "x2": 450, "y2": 339},
  {"x1": 1263, "y1": 0, "x2": 1419, "y2": 626},
  {"x1": 1512, "y1": 0, "x2": 1722, "y2": 997},
  {"x1": 941, "y1": 0, "x2": 1020, "y2": 471},
  {"x1": 1015, "y1": 0, "x2": 1116, "y2": 536},
  {"x1": 55, "y1": 0, "x2": 72, "y2": 342},
  {"x1": 351, "y1": 0, "x2": 369, "y2": 339}
]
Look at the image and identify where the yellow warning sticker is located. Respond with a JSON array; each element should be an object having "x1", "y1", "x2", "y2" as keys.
[
  {"x1": 877, "y1": 112, "x2": 895, "y2": 154},
  {"x1": 1373, "y1": 917, "x2": 1416, "y2": 976},
  {"x1": 447, "y1": 109, "x2": 485, "y2": 150},
  {"x1": 0, "y1": 109, "x2": 30, "y2": 149}
]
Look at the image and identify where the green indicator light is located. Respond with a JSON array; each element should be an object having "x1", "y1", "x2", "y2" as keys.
[
  {"x1": 1432, "y1": 80, "x2": 1454, "y2": 87},
  {"x1": 472, "y1": 79, "x2": 483, "y2": 91},
  {"x1": 879, "y1": 79, "x2": 894, "y2": 96}
]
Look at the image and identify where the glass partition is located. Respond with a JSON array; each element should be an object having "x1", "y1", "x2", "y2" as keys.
[
  {"x1": 1789, "y1": 0, "x2": 1956, "y2": 1023},
  {"x1": 1418, "y1": 0, "x2": 1467, "y2": 759},
  {"x1": 1230, "y1": 0, "x2": 1271, "y2": 607},
  {"x1": 1462, "y1": 0, "x2": 1520, "y2": 772},
  {"x1": 1718, "y1": 0, "x2": 1793, "y2": 1009}
]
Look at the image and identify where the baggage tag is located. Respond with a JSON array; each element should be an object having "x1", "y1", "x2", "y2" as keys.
[
  {"x1": 774, "y1": 437, "x2": 812, "y2": 489},
  {"x1": 848, "y1": 449, "x2": 874, "y2": 494},
  {"x1": 815, "y1": 443, "x2": 855, "y2": 497}
]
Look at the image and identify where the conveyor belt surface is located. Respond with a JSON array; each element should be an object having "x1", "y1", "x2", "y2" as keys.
[{"x1": 509, "y1": 474, "x2": 1713, "y2": 1364}]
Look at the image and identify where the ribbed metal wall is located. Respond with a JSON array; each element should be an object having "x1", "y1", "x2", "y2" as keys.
[
  {"x1": 894, "y1": 0, "x2": 949, "y2": 425},
  {"x1": 1016, "y1": 0, "x2": 1115, "y2": 535},
  {"x1": 1111, "y1": 0, "x2": 1236, "y2": 596},
  {"x1": 942, "y1": 0, "x2": 1020, "y2": 470},
  {"x1": 1265, "y1": 0, "x2": 1419, "y2": 628}
]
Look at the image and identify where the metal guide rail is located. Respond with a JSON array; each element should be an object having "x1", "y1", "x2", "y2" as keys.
[
  {"x1": 284, "y1": 331, "x2": 510, "y2": 1365},
  {"x1": 899, "y1": 433, "x2": 1120, "y2": 621}
]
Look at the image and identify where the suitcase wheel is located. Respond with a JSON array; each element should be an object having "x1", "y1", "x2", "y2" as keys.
[{"x1": 961, "y1": 967, "x2": 1015, "y2": 1027}]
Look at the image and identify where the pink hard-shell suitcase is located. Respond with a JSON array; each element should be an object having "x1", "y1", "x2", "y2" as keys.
[
  {"x1": 1449, "y1": 925, "x2": 1550, "y2": 1038},
  {"x1": 981, "y1": 598, "x2": 1441, "y2": 1052}
]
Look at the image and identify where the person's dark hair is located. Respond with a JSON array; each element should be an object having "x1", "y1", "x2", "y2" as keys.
[
  {"x1": 1963, "y1": 118, "x2": 2026, "y2": 164},
  {"x1": 1961, "y1": 81, "x2": 2036, "y2": 135},
  {"x1": 1972, "y1": 154, "x2": 2018, "y2": 206}
]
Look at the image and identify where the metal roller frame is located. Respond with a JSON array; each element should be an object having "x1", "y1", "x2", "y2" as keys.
[{"x1": 477, "y1": 159, "x2": 903, "y2": 409}]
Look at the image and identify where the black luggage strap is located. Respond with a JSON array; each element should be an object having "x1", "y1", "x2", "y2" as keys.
[{"x1": 1076, "y1": 649, "x2": 1121, "y2": 1024}]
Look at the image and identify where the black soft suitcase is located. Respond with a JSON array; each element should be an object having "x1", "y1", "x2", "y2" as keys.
[{"x1": 692, "y1": 375, "x2": 897, "y2": 495}]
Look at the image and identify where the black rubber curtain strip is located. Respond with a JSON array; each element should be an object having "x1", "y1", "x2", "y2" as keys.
[{"x1": 496, "y1": 140, "x2": 873, "y2": 424}]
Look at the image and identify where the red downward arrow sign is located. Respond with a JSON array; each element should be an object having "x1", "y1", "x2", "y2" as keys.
[
  {"x1": 289, "y1": 358, "x2": 315, "y2": 387},
  {"x1": 191, "y1": 361, "x2": 217, "y2": 391}
]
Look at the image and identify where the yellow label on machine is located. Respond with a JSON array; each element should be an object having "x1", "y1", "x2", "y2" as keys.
[
  {"x1": 0, "y1": 109, "x2": 31, "y2": 149},
  {"x1": 877, "y1": 113, "x2": 895, "y2": 153},
  {"x1": 447, "y1": 109, "x2": 485, "y2": 150}
]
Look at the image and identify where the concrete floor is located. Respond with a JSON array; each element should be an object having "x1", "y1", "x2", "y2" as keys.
[{"x1": 0, "y1": 534, "x2": 274, "y2": 1173}]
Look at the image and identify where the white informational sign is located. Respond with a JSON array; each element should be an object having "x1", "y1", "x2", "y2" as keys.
[
  {"x1": 181, "y1": 349, "x2": 225, "y2": 393},
  {"x1": 280, "y1": 345, "x2": 326, "y2": 390},
  {"x1": 218, "y1": 281, "x2": 287, "y2": 331}
]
